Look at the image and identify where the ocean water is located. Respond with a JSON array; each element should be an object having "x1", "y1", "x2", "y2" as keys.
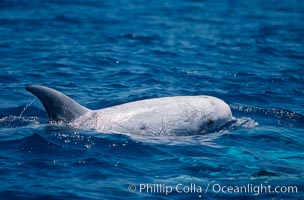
[{"x1": 0, "y1": 0, "x2": 303, "y2": 199}]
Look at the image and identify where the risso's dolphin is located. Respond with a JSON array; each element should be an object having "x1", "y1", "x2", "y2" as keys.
[{"x1": 26, "y1": 85, "x2": 232, "y2": 135}]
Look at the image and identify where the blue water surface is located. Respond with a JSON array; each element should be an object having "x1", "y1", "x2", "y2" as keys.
[{"x1": 0, "y1": 0, "x2": 303, "y2": 199}]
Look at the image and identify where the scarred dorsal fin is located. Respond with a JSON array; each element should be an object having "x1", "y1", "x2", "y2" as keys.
[{"x1": 26, "y1": 85, "x2": 90, "y2": 122}]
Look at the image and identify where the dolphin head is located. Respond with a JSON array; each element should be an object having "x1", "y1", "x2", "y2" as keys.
[{"x1": 199, "y1": 96, "x2": 233, "y2": 133}]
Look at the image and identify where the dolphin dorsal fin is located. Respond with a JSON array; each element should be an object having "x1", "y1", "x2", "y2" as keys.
[{"x1": 26, "y1": 85, "x2": 90, "y2": 122}]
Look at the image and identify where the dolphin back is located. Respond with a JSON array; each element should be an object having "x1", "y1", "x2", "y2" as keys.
[{"x1": 26, "y1": 85, "x2": 90, "y2": 123}]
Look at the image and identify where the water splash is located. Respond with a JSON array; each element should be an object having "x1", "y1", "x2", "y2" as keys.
[
  {"x1": 19, "y1": 99, "x2": 36, "y2": 118},
  {"x1": 0, "y1": 116, "x2": 40, "y2": 128},
  {"x1": 233, "y1": 117, "x2": 259, "y2": 129},
  {"x1": 0, "y1": 99, "x2": 42, "y2": 128}
]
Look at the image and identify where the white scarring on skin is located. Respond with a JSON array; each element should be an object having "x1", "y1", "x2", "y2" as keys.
[{"x1": 26, "y1": 85, "x2": 233, "y2": 136}]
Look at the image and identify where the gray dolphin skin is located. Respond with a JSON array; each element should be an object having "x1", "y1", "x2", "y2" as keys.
[{"x1": 26, "y1": 85, "x2": 233, "y2": 135}]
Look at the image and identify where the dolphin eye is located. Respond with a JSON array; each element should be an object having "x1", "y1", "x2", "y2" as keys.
[
  {"x1": 207, "y1": 119, "x2": 214, "y2": 125},
  {"x1": 140, "y1": 124, "x2": 147, "y2": 130}
]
